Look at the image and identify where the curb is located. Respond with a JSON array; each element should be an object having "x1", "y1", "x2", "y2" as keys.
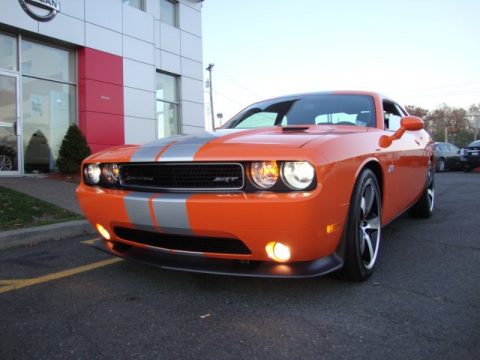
[{"x1": 0, "y1": 220, "x2": 96, "y2": 250}]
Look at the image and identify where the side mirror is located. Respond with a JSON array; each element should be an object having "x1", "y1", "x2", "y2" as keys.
[
  {"x1": 379, "y1": 116, "x2": 424, "y2": 148},
  {"x1": 401, "y1": 116, "x2": 424, "y2": 131}
]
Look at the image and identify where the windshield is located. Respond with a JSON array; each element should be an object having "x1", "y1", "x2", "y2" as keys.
[
  {"x1": 468, "y1": 140, "x2": 480, "y2": 147},
  {"x1": 224, "y1": 94, "x2": 376, "y2": 129}
]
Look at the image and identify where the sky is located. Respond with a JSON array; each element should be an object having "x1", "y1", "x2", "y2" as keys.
[{"x1": 201, "y1": 0, "x2": 480, "y2": 127}]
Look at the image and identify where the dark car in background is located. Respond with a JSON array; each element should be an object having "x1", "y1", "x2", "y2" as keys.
[
  {"x1": 433, "y1": 142, "x2": 461, "y2": 172},
  {"x1": 460, "y1": 140, "x2": 480, "y2": 172}
]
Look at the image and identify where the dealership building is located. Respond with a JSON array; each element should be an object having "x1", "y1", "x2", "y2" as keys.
[{"x1": 0, "y1": 0, "x2": 205, "y2": 176}]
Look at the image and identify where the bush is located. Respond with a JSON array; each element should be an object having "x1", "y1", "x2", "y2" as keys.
[{"x1": 56, "y1": 124, "x2": 91, "y2": 174}]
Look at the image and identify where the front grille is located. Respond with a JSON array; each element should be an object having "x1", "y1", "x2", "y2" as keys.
[
  {"x1": 119, "y1": 163, "x2": 244, "y2": 191},
  {"x1": 114, "y1": 227, "x2": 251, "y2": 255}
]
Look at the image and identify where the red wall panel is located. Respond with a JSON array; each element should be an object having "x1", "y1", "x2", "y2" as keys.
[
  {"x1": 78, "y1": 48, "x2": 124, "y2": 152},
  {"x1": 78, "y1": 48, "x2": 123, "y2": 85}
]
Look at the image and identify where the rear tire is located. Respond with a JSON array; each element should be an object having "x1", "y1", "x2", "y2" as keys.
[
  {"x1": 342, "y1": 169, "x2": 382, "y2": 282},
  {"x1": 408, "y1": 161, "x2": 434, "y2": 218}
]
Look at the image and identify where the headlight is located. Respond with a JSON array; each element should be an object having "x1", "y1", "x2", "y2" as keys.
[
  {"x1": 250, "y1": 161, "x2": 279, "y2": 189},
  {"x1": 101, "y1": 164, "x2": 120, "y2": 185},
  {"x1": 282, "y1": 161, "x2": 315, "y2": 190},
  {"x1": 84, "y1": 164, "x2": 101, "y2": 185}
]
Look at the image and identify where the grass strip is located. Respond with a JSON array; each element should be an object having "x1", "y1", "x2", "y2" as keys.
[{"x1": 0, "y1": 186, "x2": 82, "y2": 231}]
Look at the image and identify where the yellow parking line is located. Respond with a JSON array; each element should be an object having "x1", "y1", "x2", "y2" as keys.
[
  {"x1": 81, "y1": 237, "x2": 101, "y2": 245},
  {"x1": 0, "y1": 258, "x2": 122, "y2": 294}
]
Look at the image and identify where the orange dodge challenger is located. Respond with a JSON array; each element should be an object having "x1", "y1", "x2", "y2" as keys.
[{"x1": 77, "y1": 91, "x2": 434, "y2": 281}]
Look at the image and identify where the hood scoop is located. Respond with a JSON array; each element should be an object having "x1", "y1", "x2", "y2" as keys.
[{"x1": 281, "y1": 125, "x2": 310, "y2": 132}]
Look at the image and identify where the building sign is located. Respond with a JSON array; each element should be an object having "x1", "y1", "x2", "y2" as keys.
[{"x1": 19, "y1": 0, "x2": 60, "y2": 22}]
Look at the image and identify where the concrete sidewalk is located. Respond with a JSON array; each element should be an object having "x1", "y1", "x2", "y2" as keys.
[{"x1": 0, "y1": 176, "x2": 95, "y2": 250}]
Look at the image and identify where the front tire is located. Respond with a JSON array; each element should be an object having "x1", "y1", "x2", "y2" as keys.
[
  {"x1": 342, "y1": 169, "x2": 382, "y2": 282},
  {"x1": 437, "y1": 158, "x2": 445, "y2": 172},
  {"x1": 408, "y1": 161, "x2": 434, "y2": 218}
]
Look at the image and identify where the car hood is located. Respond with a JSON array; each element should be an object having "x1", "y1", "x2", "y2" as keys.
[{"x1": 88, "y1": 126, "x2": 365, "y2": 163}]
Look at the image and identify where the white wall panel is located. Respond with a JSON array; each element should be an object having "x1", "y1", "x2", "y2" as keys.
[
  {"x1": 60, "y1": 0, "x2": 85, "y2": 20},
  {"x1": 181, "y1": 101, "x2": 204, "y2": 128},
  {"x1": 154, "y1": 20, "x2": 161, "y2": 48},
  {"x1": 181, "y1": 77, "x2": 204, "y2": 104},
  {"x1": 179, "y1": 0, "x2": 202, "y2": 12},
  {"x1": 123, "y1": 36, "x2": 154, "y2": 64},
  {"x1": 124, "y1": 117, "x2": 156, "y2": 144},
  {"x1": 160, "y1": 51, "x2": 181, "y2": 75},
  {"x1": 179, "y1": 3, "x2": 202, "y2": 37},
  {"x1": 85, "y1": 23, "x2": 122, "y2": 56},
  {"x1": 85, "y1": 0, "x2": 122, "y2": 32},
  {"x1": 124, "y1": 59, "x2": 155, "y2": 92},
  {"x1": 181, "y1": 58, "x2": 203, "y2": 81},
  {"x1": 39, "y1": 14, "x2": 85, "y2": 46},
  {"x1": 160, "y1": 23, "x2": 180, "y2": 55},
  {"x1": 146, "y1": 0, "x2": 160, "y2": 20},
  {"x1": 182, "y1": 124, "x2": 206, "y2": 135},
  {"x1": 180, "y1": 31, "x2": 202, "y2": 61},
  {"x1": 123, "y1": 5, "x2": 154, "y2": 43},
  {"x1": 124, "y1": 87, "x2": 155, "y2": 119},
  {"x1": 0, "y1": 2, "x2": 38, "y2": 33}
]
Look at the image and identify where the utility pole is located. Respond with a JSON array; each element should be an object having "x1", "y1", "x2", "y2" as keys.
[{"x1": 206, "y1": 63, "x2": 215, "y2": 130}]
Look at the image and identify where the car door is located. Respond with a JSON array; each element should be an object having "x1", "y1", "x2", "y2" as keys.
[{"x1": 383, "y1": 100, "x2": 427, "y2": 213}]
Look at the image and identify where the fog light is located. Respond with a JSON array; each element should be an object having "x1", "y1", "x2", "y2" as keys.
[
  {"x1": 265, "y1": 241, "x2": 291, "y2": 262},
  {"x1": 96, "y1": 223, "x2": 111, "y2": 240}
]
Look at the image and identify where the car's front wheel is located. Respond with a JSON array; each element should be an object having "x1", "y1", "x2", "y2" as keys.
[
  {"x1": 0, "y1": 154, "x2": 13, "y2": 171},
  {"x1": 342, "y1": 169, "x2": 382, "y2": 282},
  {"x1": 437, "y1": 158, "x2": 446, "y2": 172}
]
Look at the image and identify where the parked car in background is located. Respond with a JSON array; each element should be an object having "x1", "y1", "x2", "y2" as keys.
[
  {"x1": 0, "y1": 127, "x2": 17, "y2": 172},
  {"x1": 433, "y1": 142, "x2": 461, "y2": 172},
  {"x1": 460, "y1": 140, "x2": 480, "y2": 172}
]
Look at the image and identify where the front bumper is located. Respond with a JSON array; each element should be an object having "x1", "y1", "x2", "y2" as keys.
[{"x1": 96, "y1": 238, "x2": 344, "y2": 278}]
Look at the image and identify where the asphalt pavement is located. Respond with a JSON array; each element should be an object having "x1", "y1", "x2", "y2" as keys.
[{"x1": 0, "y1": 172, "x2": 479, "y2": 359}]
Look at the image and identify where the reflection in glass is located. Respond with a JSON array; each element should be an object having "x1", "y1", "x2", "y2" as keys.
[
  {"x1": 160, "y1": 0, "x2": 176, "y2": 27},
  {"x1": 156, "y1": 100, "x2": 178, "y2": 138},
  {"x1": 22, "y1": 77, "x2": 76, "y2": 173},
  {"x1": 0, "y1": 32, "x2": 17, "y2": 71},
  {"x1": 0, "y1": 75, "x2": 18, "y2": 171},
  {"x1": 21, "y1": 40, "x2": 75, "y2": 82},
  {"x1": 156, "y1": 72, "x2": 179, "y2": 138},
  {"x1": 123, "y1": 0, "x2": 144, "y2": 10}
]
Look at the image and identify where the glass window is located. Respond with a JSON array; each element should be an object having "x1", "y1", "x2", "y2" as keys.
[
  {"x1": 123, "y1": 0, "x2": 145, "y2": 11},
  {"x1": 383, "y1": 101, "x2": 403, "y2": 131},
  {"x1": 160, "y1": 0, "x2": 177, "y2": 27},
  {"x1": 22, "y1": 76, "x2": 76, "y2": 173},
  {"x1": 21, "y1": 40, "x2": 75, "y2": 83},
  {"x1": 0, "y1": 32, "x2": 17, "y2": 71},
  {"x1": 225, "y1": 95, "x2": 375, "y2": 129},
  {"x1": 156, "y1": 72, "x2": 179, "y2": 138}
]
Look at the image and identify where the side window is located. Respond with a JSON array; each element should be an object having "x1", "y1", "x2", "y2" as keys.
[{"x1": 383, "y1": 100, "x2": 403, "y2": 131}]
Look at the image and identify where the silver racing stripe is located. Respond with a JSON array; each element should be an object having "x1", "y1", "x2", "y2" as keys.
[
  {"x1": 129, "y1": 136, "x2": 188, "y2": 162},
  {"x1": 158, "y1": 132, "x2": 219, "y2": 161},
  {"x1": 123, "y1": 192, "x2": 154, "y2": 231},
  {"x1": 129, "y1": 131, "x2": 221, "y2": 163},
  {"x1": 151, "y1": 194, "x2": 193, "y2": 235}
]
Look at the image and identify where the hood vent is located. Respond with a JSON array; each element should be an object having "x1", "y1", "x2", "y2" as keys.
[{"x1": 281, "y1": 126, "x2": 310, "y2": 132}]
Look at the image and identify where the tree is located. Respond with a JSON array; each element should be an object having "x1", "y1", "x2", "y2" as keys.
[
  {"x1": 56, "y1": 124, "x2": 91, "y2": 174},
  {"x1": 425, "y1": 104, "x2": 473, "y2": 145},
  {"x1": 24, "y1": 130, "x2": 50, "y2": 173}
]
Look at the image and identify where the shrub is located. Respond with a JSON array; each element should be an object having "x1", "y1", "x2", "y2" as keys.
[{"x1": 56, "y1": 124, "x2": 91, "y2": 174}]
